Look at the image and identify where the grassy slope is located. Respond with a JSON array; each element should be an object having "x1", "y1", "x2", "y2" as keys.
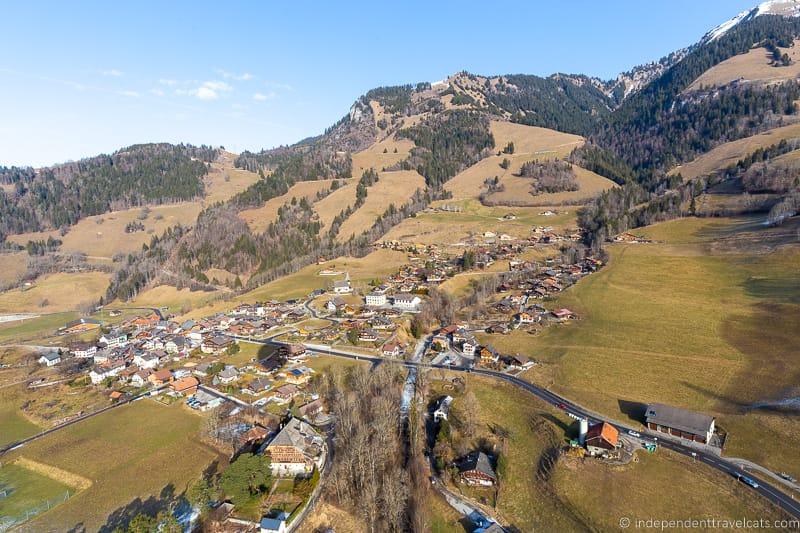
[
  {"x1": 0, "y1": 252, "x2": 28, "y2": 287},
  {"x1": 381, "y1": 198, "x2": 576, "y2": 246},
  {"x1": 515, "y1": 216, "x2": 800, "y2": 476},
  {"x1": 0, "y1": 463, "x2": 73, "y2": 523},
  {"x1": 0, "y1": 272, "x2": 110, "y2": 314},
  {"x1": 687, "y1": 39, "x2": 800, "y2": 92},
  {"x1": 669, "y1": 122, "x2": 800, "y2": 180},
  {"x1": 239, "y1": 179, "x2": 342, "y2": 234},
  {"x1": 8, "y1": 400, "x2": 220, "y2": 532},
  {"x1": 337, "y1": 170, "x2": 426, "y2": 241},
  {"x1": 180, "y1": 249, "x2": 409, "y2": 319}
]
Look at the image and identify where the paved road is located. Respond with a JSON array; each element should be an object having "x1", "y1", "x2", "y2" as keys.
[{"x1": 229, "y1": 334, "x2": 800, "y2": 520}]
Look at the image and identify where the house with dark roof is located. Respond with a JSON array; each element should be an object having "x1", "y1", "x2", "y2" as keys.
[
  {"x1": 265, "y1": 417, "x2": 324, "y2": 477},
  {"x1": 457, "y1": 451, "x2": 497, "y2": 487},
  {"x1": 645, "y1": 403, "x2": 716, "y2": 444}
]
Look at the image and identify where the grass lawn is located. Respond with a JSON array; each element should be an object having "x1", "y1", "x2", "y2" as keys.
[
  {"x1": 0, "y1": 463, "x2": 73, "y2": 526},
  {"x1": 0, "y1": 392, "x2": 41, "y2": 447},
  {"x1": 518, "y1": 216, "x2": 800, "y2": 477},
  {"x1": 7, "y1": 400, "x2": 221, "y2": 532},
  {"x1": 305, "y1": 354, "x2": 369, "y2": 374}
]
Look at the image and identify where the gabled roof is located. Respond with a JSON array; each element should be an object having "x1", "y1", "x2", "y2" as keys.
[
  {"x1": 459, "y1": 451, "x2": 496, "y2": 480},
  {"x1": 645, "y1": 403, "x2": 714, "y2": 435},
  {"x1": 585, "y1": 421, "x2": 619, "y2": 446},
  {"x1": 268, "y1": 417, "x2": 323, "y2": 453}
]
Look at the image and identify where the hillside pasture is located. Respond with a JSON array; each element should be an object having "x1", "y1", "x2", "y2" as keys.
[
  {"x1": 127, "y1": 284, "x2": 221, "y2": 315},
  {"x1": 0, "y1": 252, "x2": 29, "y2": 288},
  {"x1": 337, "y1": 170, "x2": 426, "y2": 240},
  {"x1": 313, "y1": 180, "x2": 359, "y2": 234},
  {"x1": 686, "y1": 39, "x2": 800, "y2": 92},
  {"x1": 518, "y1": 216, "x2": 800, "y2": 476},
  {"x1": 351, "y1": 134, "x2": 415, "y2": 178},
  {"x1": 380, "y1": 199, "x2": 577, "y2": 246},
  {"x1": 484, "y1": 164, "x2": 616, "y2": 206},
  {"x1": 181, "y1": 248, "x2": 409, "y2": 319},
  {"x1": 203, "y1": 151, "x2": 261, "y2": 204},
  {"x1": 239, "y1": 179, "x2": 341, "y2": 234},
  {"x1": 7, "y1": 400, "x2": 220, "y2": 532},
  {"x1": 444, "y1": 121, "x2": 588, "y2": 202},
  {"x1": 0, "y1": 272, "x2": 110, "y2": 314},
  {"x1": 668, "y1": 122, "x2": 800, "y2": 180}
]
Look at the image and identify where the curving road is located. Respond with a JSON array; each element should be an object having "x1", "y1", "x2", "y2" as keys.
[{"x1": 229, "y1": 334, "x2": 800, "y2": 521}]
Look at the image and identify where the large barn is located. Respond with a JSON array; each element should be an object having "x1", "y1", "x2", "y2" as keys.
[{"x1": 645, "y1": 403, "x2": 715, "y2": 444}]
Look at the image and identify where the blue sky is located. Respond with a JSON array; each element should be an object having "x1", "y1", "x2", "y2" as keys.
[{"x1": 0, "y1": 0, "x2": 757, "y2": 167}]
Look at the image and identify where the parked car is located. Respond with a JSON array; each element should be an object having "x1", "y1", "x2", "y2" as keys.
[
  {"x1": 779, "y1": 472, "x2": 797, "y2": 482},
  {"x1": 627, "y1": 430, "x2": 641, "y2": 438}
]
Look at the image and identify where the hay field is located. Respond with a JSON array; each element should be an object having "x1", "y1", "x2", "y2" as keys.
[
  {"x1": 0, "y1": 252, "x2": 28, "y2": 287},
  {"x1": 687, "y1": 40, "x2": 800, "y2": 92},
  {"x1": 313, "y1": 180, "x2": 359, "y2": 233},
  {"x1": 203, "y1": 151, "x2": 261, "y2": 204},
  {"x1": 381, "y1": 199, "x2": 577, "y2": 246},
  {"x1": 337, "y1": 170, "x2": 426, "y2": 240},
  {"x1": 351, "y1": 134, "x2": 415, "y2": 178},
  {"x1": 669, "y1": 122, "x2": 800, "y2": 180},
  {"x1": 128, "y1": 284, "x2": 221, "y2": 314},
  {"x1": 239, "y1": 179, "x2": 340, "y2": 234},
  {"x1": 444, "y1": 121, "x2": 586, "y2": 201},
  {"x1": 517, "y1": 216, "x2": 800, "y2": 476},
  {"x1": 0, "y1": 272, "x2": 110, "y2": 313},
  {"x1": 8, "y1": 400, "x2": 220, "y2": 532},
  {"x1": 484, "y1": 164, "x2": 616, "y2": 206}
]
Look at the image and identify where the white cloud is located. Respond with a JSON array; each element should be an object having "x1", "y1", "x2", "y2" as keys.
[
  {"x1": 158, "y1": 78, "x2": 178, "y2": 86},
  {"x1": 194, "y1": 86, "x2": 218, "y2": 100},
  {"x1": 202, "y1": 80, "x2": 232, "y2": 92},
  {"x1": 253, "y1": 91, "x2": 276, "y2": 101},
  {"x1": 218, "y1": 69, "x2": 253, "y2": 81},
  {"x1": 264, "y1": 80, "x2": 293, "y2": 91},
  {"x1": 103, "y1": 69, "x2": 123, "y2": 77},
  {"x1": 118, "y1": 90, "x2": 140, "y2": 97},
  {"x1": 150, "y1": 88, "x2": 165, "y2": 96}
]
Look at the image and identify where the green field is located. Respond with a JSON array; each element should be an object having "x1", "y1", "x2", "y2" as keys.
[
  {"x1": 517, "y1": 216, "x2": 800, "y2": 477},
  {"x1": 7, "y1": 400, "x2": 221, "y2": 532},
  {"x1": 0, "y1": 463, "x2": 73, "y2": 527},
  {"x1": 0, "y1": 394, "x2": 41, "y2": 447},
  {"x1": 0, "y1": 312, "x2": 78, "y2": 345}
]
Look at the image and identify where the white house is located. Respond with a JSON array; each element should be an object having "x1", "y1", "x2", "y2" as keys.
[
  {"x1": 266, "y1": 418, "x2": 325, "y2": 477},
  {"x1": 393, "y1": 294, "x2": 421, "y2": 311},
  {"x1": 38, "y1": 352, "x2": 61, "y2": 367},
  {"x1": 260, "y1": 512, "x2": 288, "y2": 533},
  {"x1": 365, "y1": 291, "x2": 387, "y2": 307},
  {"x1": 434, "y1": 395, "x2": 453, "y2": 422},
  {"x1": 461, "y1": 338, "x2": 478, "y2": 357},
  {"x1": 71, "y1": 343, "x2": 97, "y2": 359},
  {"x1": 89, "y1": 361, "x2": 126, "y2": 384},
  {"x1": 332, "y1": 278, "x2": 352, "y2": 294},
  {"x1": 99, "y1": 330, "x2": 128, "y2": 348},
  {"x1": 133, "y1": 353, "x2": 159, "y2": 370}
]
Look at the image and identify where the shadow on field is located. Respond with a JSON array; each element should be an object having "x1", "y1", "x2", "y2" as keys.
[
  {"x1": 617, "y1": 399, "x2": 647, "y2": 424},
  {"x1": 95, "y1": 483, "x2": 185, "y2": 533}
]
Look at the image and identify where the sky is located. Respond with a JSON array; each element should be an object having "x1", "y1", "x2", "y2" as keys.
[{"x1": 0, "y1": 0, "x2": 758, "y2": 167}]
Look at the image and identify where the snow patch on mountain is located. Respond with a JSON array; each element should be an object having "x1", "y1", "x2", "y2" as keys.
[{"x1": 703, "y1": 0, "x2": 800, "y2": 43}]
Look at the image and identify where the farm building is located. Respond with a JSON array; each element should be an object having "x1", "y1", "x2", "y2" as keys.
[
  {"x1": 38, "y1": 352, "x2": 61, "y2": 366},
  {"x1": 264, "y1": 417, "x2": 325, "y2": 477},
  {"x1": 584, "y1": 422, "x2": 619, "y2": 456},
  {"x1": 645, "y1": 403, "x2": 716, "y2": 444}
]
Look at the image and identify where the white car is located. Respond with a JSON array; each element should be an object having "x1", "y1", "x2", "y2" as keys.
[{"x1": 627, "y1": 430, "x2": 641, "y2": 438}]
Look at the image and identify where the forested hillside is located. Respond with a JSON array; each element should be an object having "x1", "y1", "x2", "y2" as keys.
[{"x1": 0, "y1": 143, "x2": 217, "y2": 241}]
